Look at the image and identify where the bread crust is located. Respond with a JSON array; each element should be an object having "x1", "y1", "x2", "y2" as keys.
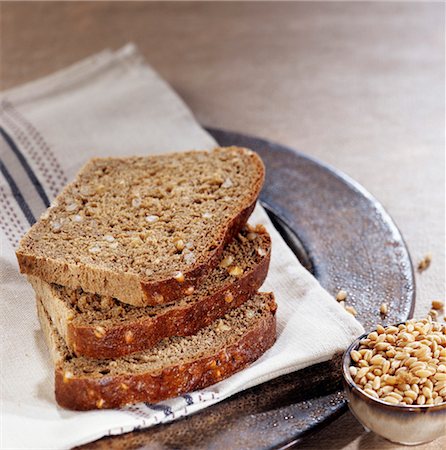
[
  {"x1": 54, "y1": 300, "x2": 277, "y2": 410},
  {"x1": 65, "y1": 246, "x2": 270, "y2": 358},
  {"x1": 17, "y1": 149, "x2": 264, "y2": 306},
  {"x1": 139, "y1": 198, "x2": 257, "y2": 304}
]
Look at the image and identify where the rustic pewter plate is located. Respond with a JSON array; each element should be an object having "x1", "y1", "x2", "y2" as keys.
[{"x1": 79, "y1": 129, "x2": 415, "y2": 450}]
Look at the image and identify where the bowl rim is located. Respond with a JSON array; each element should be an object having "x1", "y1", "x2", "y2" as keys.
[{"x1": 342, "y1": 324, "x2": 446, "y2": 412}]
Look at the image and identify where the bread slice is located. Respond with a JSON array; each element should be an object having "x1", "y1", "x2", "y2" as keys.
[
  {"x1": 36, "y1": 292, "x2": 277, "y2": 410},
  {"x1": 17, "y1": 147, "x2": 265, "y2": 306},
  {"x1": 29, "y1": 227, "x2": 271, "y2": 358}
]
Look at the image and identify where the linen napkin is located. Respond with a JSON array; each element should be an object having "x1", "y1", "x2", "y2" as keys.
[{"x1": 0, "y1": 44, "x2": 364, "y2": 449}]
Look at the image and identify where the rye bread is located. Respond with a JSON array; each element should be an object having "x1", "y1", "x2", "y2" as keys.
[
  {"x1": 36, "y1": 292, "x2": 277, "y2": 410},
  {"x1": 29, "y1": 227, "x2": 271, "y2": 358},
  {"x1": 17, "y1": 147, "x2": 265, "y2": 306}
]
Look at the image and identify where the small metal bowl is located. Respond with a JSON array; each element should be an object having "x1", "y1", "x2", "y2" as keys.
[{"x1": 342, "y1": 330, "x2": 446, "y2": 445}]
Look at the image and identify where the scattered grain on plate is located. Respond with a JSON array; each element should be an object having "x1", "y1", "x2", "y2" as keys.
[
  {"x1": 429, "y1": 310, "x2": 439, "y2": 320},
  {"x1": 380, "y1": 303, "x2": 388, "y2": 316},
  {"x1": 349, "y1": 318, "x2": 446, "y2": 406},
  {"x1": 417, "y1": 252, "x2": 432, "y2": 273},
  {"x1": 336, "y1": 290, "x2": 348, "y2": 301},
  {"x1": 345, "y1": 305, "x2": 358, "y2": 316},
  {"x1": 432, "y1": 300, "x2": 444, "y2": 310}
]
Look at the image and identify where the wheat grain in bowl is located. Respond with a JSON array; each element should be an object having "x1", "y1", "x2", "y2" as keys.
[
  {"x1": 342, "y1": 318, "x2": 446, "y2": 445},
  {"x1": 350, "y1": 318, "x2": 446, "y2": 406}
]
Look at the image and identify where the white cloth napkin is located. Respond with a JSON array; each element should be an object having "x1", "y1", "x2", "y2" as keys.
[{"x1": 0, "y1": 44, "x2": 364, "y2": 449}]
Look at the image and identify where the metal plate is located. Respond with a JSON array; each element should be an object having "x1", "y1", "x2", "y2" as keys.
[{"x1": 79, "y1": 129, "x2": 415, "y2": 450}]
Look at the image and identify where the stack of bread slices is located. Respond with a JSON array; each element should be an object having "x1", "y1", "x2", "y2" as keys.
[{"x1": 16, "y1": 147, "x2": 277, "y2": 410}]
